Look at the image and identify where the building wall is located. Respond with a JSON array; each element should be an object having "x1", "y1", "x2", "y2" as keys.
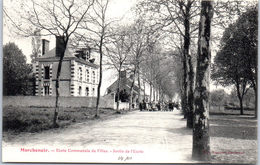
[
  {"x1": 3, "y1": 96, "x2": 114, "y2": 109},
  {"x1": 51, "y1": 80, "x2": 71, "y2": 96},
  {"x1": 36, "y1": 59, "x2": 99, "y2": 97},
  {"x1": 52, "y1": 60, "x2": 71, "y2": 79},
  {"x1": 72, "y1": 60, "x2": 98, "y2": 97},
  {"x1": 36, "y1": 60, "x2": 71, "y2": 96}
]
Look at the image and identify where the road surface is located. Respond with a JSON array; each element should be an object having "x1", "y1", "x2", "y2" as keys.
[{"x1": 3, "y1": 110, "x2": 198, "y2": 163}]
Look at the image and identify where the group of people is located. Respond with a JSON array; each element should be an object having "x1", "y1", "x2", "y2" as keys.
[{"x1": 139, "y1": 100, "x2": 180, "y2": 111}]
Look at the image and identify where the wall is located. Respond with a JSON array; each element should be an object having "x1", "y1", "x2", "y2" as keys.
[
  {"x1": 72, "y1": 60, "x2": 98, "y2": 97},
  {"x1": 51, "y1": 80, "x2": 71, "y2": 96},
  {"x1": 3, "y1": 95, "x2": 114, "y2": 109},
  {"x1": 114, "y1": 102, "x2": 129, "y2": 110},
  {"x1": 36, "y1": 60, "x2": 71, "y2": 96}
]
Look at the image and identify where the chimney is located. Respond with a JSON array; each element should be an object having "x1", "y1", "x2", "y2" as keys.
[
  {"x1": 56, "y1": 36, "x2": 66, "y2": 57},
  {"x1": 42, "y1": 39, "x2": 49, "y2": 56},
  {"x1": 87, "y1": 47, "x2": 91, "y2": 60}
]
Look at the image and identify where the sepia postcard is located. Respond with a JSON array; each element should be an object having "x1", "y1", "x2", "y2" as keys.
[{"x1": 2, "y1": 0, "x2": 258, "y2": 164}]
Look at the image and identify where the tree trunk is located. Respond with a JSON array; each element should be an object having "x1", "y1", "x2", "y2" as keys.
[
  {"x1": 255, "y1": 91, "x2": 257, "y2": 118},
  {"x1": 53, "y1": 37, "x2": 67, "y2": 128},
  {"x1": 182, "y1": 52, "x2": 188, "y2": 119},
  {"x1": 129, "y1": 68, "x2": 136, "y2": 111},
  {"x1": 137, "y1": 65, "x2": 141, "y2": 105},
  {"x1": 192, "y1": 1, "x2": 213, "y2": 161},
  {"x1": 149, "y1": 82, "x2": 152, "y2": 103},
  {"x1": 116, "y1": 68, "x2": 122, "y2": 113},
  {"x1": 187, "y1": 55, "x2": 194, "y2": 128},
  {"x1": 254, "y1": 87, "x2": 257, "y2": 118},
  {"x1": 156, "y1": 85, "x2": 160, "y2": 102},
  {"x1": 153, "y1": 83, "x2": 156, "y2": 101},
  {"x1": 235, "y1": 83, "x2": 244, "y2": 115},
  {"x1": 143, "y1": 80, "x2": 146, "y2": 102},
  {"x1": 182, "y1": 2, "x2": 194, "y2": 128},
  {"x1": 251, "y1": 81, "x2": 257, "y2": 118},
  {"x1": 95, "y1": 40, "x2": 103, "y2": 118},
  {"x1": 238, "y1": 96, "x2": 244, "y2": 115}
]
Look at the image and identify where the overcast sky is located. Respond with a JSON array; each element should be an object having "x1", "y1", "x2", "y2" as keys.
[
  {"x1": 3, "y1": 0, "x2": 137, "y2": 95},
  {"x1": 3, "y1": 0, "x2": 237, "y2": 95},
  {"x1": 3, "y1": 0, "x2": 136, "y2": 62}
]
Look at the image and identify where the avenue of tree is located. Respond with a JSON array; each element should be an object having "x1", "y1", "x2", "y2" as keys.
[{"x1": 3, "y1": 0, "x2": 258, "y2": 161}]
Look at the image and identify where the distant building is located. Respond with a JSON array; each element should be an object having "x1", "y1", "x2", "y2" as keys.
[
  {"x1": 106, "y1": 70, "x2": 142, "y2": 103},
  {"x1": 35, "y1": 36, "x2": 99, "y2": 96}
]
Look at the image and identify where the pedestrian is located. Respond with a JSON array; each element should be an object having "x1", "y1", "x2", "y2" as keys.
[
  {"x1": 143, "y1": 99, "x2": 147, "y2": 111},
  {"x1": 139, "y1": 101, "x2": 143, "y2": 111}
]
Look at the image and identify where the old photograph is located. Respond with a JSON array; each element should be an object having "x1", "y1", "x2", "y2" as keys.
[{"x1": 2, "y1": 0, "x2": 258, "y2": 163}]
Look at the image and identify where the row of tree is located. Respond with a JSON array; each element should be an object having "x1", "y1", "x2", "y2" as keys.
[
  {"x1": 4, "y1": 0, "x2": 257, "y2": 161},
  {"x1": 133, "y1": 0, "x2": 257, "y2": 160}
]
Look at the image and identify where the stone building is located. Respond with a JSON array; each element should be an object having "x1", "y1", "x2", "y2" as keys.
[
  {"x1": 106, "y1": 71, "x2": 142, "y2": 104},
  {"x1": 35, "y1": 37, "x2": 99, "y2": 97}
]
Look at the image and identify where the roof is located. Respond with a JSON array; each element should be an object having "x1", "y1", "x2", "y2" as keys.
[
  {"x1": 107, "y1": 78, "x2": 142, "y2": 94},
  {"x1": 36, "y1": 47, "x2": 99, "y2": 68},
  {"x1": 38, "y1": 48, "x2": 74, "y2": 59}
]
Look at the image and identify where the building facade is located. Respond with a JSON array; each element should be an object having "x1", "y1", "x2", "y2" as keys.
[{"x1": 35, "y1": 37, "x2": 99, "y2": 97}]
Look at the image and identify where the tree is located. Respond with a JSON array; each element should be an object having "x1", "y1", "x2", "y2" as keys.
[
  {"x1": 136, "y1": 0, "x2": 201, "y2": 127},
  {"x1": 211, "y1": 6, "x2": 257, "y2": 116},
  {"x1": 244, "y1": 88, "x2": 255, "y2": 108},
  {"x1": 192, "y1": 0, "x2": 214, "y2": 161},
  {"x1": 106, "y1": 26, "x2": 133, "y2": 113},
  {"x1": 210, "y1": 89, "x2": 228, "y2": 110},
  {"x1": 3, "y1": 43, "x2": 32, "y2": 96},
  {"x1": 4, "y1": 0, "x2": 94, "y2": 127},
  {"x1": 77, "y1": 0, "x2": 113, "y2": 118},
  {"x1": 127, "y1": 17, "x2": 152, "y2": 111}
]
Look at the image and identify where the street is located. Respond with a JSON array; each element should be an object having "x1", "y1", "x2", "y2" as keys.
[{"x1": 3, "y1": 110, "x2": 197, "y2": 163}]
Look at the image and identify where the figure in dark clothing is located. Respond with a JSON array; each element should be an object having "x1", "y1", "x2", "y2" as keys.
[
  {"x1": 156, "y1": 102, "x2": 161, "y2": 111},
  {"x1": 169, "y1": 102, "x2": 174, "y2": 111},
  {"x1": 143, "y1": 100, "x2": 147, "y2": 110},
  {"x1": 139, "y1": 102, "x2": 143, "y2": 111},
  {"x1": 139, "y1": 99, "x2": 146, "y2": 111}
]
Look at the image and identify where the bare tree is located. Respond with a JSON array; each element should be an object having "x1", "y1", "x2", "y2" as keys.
[
  {"x1": 106, "y1": 26, "x2": 133, "y2": 113},
  {"x1": 136, "y1": 0, "x2": 200, "y2": 127},
  {"x1": 127, "y1": 17, "x2": 151, "y2": 111},
  {"x1": 75, "y1": 0, "x2": 115, "y2": 118},
  {"x1": 4, "y1": 0, "x2": 94, "y2": 127},
  {"x1": 192, "y1": 0, "x2": 214, "y2": 161}
]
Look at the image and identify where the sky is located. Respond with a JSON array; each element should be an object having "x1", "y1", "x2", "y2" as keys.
[
  {"x1": 3, "y1": 0, "x2": 235, "y2": 96},
  {"x1": 3, "y1": 0, "x2": 137, "y2": 95},
  {"x1": 3, "y1": 0, "x2": 136, "y2": 62}
]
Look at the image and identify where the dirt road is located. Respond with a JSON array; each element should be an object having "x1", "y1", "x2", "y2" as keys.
[{"x1": 3, "y1": 110, "x2": 198, "y2": 163}]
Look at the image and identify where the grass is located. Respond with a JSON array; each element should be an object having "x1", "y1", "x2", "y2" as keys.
[
  {"x1": 3, "y1": 106, "x2": 119, "y2": 141},
  {"x1": 209, "y1": 106, "x2": 257, "y2": 164},
  {"x1": 210, "y1": 106, "x2": 255, "y2": 116}
]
